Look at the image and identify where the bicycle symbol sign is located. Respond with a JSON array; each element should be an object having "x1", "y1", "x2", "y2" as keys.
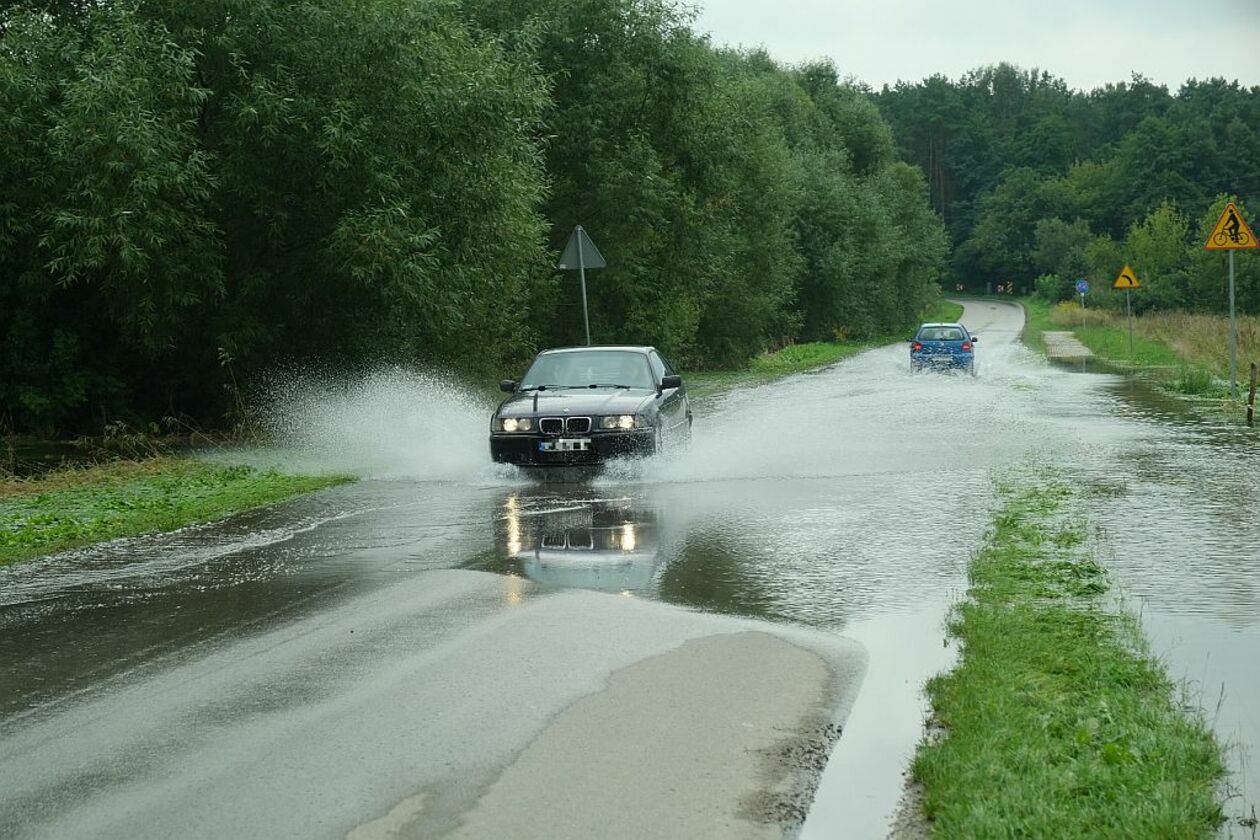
[{"x1": 1205, "y1": 202, "x2": 1258, "y2": 250}]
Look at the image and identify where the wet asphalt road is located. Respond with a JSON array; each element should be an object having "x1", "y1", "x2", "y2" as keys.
[{"x1": 2, "y1": 299, "x2": 1258, "y2": 837}]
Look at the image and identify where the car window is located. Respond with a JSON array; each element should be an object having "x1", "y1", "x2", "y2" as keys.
[
  {"x1": 658, "y1": 354, "x2": 678, "y2": 376},
  {"x1": 918, "y1": 327, "x2": 966, "y2": 341},
  {"x1": 648, "y1": 351, "x2": 666, "y2": 382},
  {"x1": 521, "y1": 350, "x2": 654, "y2": 389}
]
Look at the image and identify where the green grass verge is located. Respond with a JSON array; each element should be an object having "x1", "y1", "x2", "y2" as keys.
[
  {"x1": 685, "y1": 298, "x2": 965, "y2": 399},
  {"x1": 913, "y1": 470, "x2": 1226, "y2": 837},
  {"x1": 0, "y1": 457, "x2": 353, "y2": 565},
  {"x1": 1020, "y1": 296, "x2": 1056, "y2": 356}
]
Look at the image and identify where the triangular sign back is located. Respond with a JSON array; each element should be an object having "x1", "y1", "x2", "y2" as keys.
[
  {"x1": 557, "y1": 226, "x2": 607, "y2": 270},
  {"x1": 1205, "y1": 202, "x2": 1258, "y2": 250},
  {"x1": 1113, "y1": 264, "x2": 1141, "y2": 289}
]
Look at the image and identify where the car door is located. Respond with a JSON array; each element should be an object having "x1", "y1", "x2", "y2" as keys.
[{"x1": 651, "y1": 351, "x2": 689, "y2": 439}]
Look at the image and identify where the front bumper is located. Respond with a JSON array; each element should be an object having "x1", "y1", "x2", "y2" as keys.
[{"x1": 490, "y1": 430, "x2": 656, "y2": 466}]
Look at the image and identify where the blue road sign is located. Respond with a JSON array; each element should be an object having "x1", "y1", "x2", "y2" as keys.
[{"x1": 1075, "y1": 279, "x2": 1090, "y2": 295}]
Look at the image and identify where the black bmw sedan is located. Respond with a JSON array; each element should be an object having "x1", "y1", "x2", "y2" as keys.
[{"x1": 490, "y1": 346, "x2": 691, "y2": 467}]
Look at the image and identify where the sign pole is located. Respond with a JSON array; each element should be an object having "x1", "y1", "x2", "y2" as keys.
[
  {"x1": 556, "y1": 225, "x2": 605, "y2": 345},
  {"x1": 1126, "y1": 289, "x2": 1134, "y2": 360},
  {"x1": 1229, "y1": 249, "x2": 1238, "y2": 398},
  {"x1": 1079, "y1": 291, "x2": 1086, "y2": 328},
  {"x1": 577, "y1": 232, "x2": 591, "y2": 346}
]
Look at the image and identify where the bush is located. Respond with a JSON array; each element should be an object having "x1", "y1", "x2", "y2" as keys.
[{"x1": 1034, "y1": 273, "x2": 1072, "y2": 303}]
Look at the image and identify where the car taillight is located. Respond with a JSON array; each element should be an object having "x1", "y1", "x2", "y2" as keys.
[
  {"x1": 961, "y1": 341, "x2": 972, "y2": 351},
  {"x1": 912, "y1": 342, "x2": 923, "y2": 351}
]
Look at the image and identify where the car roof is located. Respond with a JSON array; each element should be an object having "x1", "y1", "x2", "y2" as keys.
[
  {"x1": 537, "y1": 345, "x2": 654, "y2": 356},
  {"x1": 918, "y1": 322, "x2": 965, "y2": 329}
]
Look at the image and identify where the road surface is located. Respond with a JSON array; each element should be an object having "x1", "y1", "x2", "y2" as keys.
[{"x1": 2, "y1": 299, "x2": 1257, "y2": 837}]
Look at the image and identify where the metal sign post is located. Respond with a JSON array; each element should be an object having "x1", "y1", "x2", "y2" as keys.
[
  {"x1": 1112, "y1": 265, "x2": 1140, "y2": 361},
  {"x1": 556, "y1": 226, "x2": 607, "y2": 347},
  {"x1": 1229, "y1": 249, "x2": 1237, "y2": 397},
  {"x1": 576, "y1": 234, "x2": 590, "y2": 346},
  {"x1": 1126, "y1": 289, "x2": 1134, "y2": 359},
  {"x1": 1075, "y1": 278, "x2": 1089, "y2": 329}
]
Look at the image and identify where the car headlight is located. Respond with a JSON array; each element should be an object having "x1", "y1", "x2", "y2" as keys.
[
  {"x1": 501, "y1": 417, "x2": 532, "y2": 432},
  {"x1": 600, "y1": 415, "x2": 637, "y2": 430}
]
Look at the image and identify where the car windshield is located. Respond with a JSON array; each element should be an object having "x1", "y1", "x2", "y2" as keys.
[
  {"x1": 918, "y1": 326, "x2": 966, "y2": 341},
  {"x1": 520, "y1": 350, "x2": 654, "y2": 389}
]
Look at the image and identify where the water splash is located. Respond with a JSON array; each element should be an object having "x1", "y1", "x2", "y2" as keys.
[{"x1": 250, "y1": 367, "x2": 508, "y2": 483}]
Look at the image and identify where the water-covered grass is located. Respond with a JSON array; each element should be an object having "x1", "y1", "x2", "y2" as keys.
[
  {"x1": 0, "y1": 457, "x2": 353, "y2": 565},
  {"x1": 912, "y1": 470, "x2": 1226, "y2": 837}
]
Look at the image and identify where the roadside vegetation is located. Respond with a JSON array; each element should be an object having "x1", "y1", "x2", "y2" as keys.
[
  {"x1": 0, "y1": 0, "x2": 947, "y2": 438},
  {"x1": 0, "y1": 457, "x2": 352, "y2": 565},
  {"x1": 912, "y1": 470, "x2": 1226, "y2": 837}
]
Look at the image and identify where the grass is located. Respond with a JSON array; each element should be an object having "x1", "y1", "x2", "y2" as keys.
[
  {"x1": 0, "y1": 457, "x2": 353, "y2": 565},
  {"x1": 912, "y1": 470, "x2": 1226, "y2": 837},
  {"x1": 685, "y1": 297, "x2": 965, "y2": 399}
]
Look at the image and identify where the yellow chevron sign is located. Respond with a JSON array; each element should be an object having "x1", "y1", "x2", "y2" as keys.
[{"x1": 1113, "y1": 264, "x2": 1141, "y2": 289}]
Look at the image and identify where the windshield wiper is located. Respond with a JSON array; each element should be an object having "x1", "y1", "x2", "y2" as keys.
[
  {"x1": 587, "y1": 383, "x2": 635, "y2": 389},
  {"x1": 519, "y1": 385, "x2": 587, "y2": 392}
]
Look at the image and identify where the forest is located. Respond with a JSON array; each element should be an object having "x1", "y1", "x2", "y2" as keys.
[
  {"x1": 2, "y1": 1, "x2": 1257, "y2": 434},
  {"x1": 876, "y1": 66, "x2": 1260, "y2": 313}
]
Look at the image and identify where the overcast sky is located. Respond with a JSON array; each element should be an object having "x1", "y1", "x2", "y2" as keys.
[{"x1": 690, "y1": 0, "x2": 1260, "y2": 92}]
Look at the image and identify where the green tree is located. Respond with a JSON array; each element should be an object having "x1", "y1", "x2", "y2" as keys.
[{"x1": 1188, "y1": 195, "x2": 1260, "y2": 315}]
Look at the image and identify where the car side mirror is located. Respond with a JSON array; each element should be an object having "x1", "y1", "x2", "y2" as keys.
[
  {"x1": 971, "y1": 336, "x2": 979, "y2": 342},
  {"x1": 660, "y1": 374, "x2": 682, "y2": 391},
  {"x1": 500, "y1": 380, "x2": 518, "y2": 393}
]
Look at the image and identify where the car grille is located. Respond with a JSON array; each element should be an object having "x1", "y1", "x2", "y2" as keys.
[
  {"x1": 539, "y1": 417, "x2": 564, "y2": 435},
  {"x1": 566, "y1": 417, "x2": 591, "y2": 434}
]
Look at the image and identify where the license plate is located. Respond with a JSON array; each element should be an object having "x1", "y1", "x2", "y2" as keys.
[{"x1": 539, "y1": 438, "x2": 591, "y2": 452}]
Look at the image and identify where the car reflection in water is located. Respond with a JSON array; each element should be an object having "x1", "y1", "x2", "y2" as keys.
[{"x1": 494, "y1": 491, "x2": 661, "y2": 592}]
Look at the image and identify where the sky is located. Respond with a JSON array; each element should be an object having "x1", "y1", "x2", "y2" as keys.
[{"x1": 690, "y1": 0, "x2": 1260, "y2": 92}]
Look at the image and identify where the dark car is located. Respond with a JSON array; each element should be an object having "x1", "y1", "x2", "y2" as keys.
[
  {"x1": 910, "y1": 322, "x2": 978, "y2": 376},
  {"x1": 489, "y1": 346, "x2": 691, "y2": 467}
]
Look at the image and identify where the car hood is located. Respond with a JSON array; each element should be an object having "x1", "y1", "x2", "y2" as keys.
[{"x1": 497, "y1": 388, "x2": 655, "y2": 417}]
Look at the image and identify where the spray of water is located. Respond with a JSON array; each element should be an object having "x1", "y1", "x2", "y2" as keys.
[
  {"x1": 635, "y1": 335, "x2": 1101, "y2": 486},
  {"x1": 251, "y1": 367, "x2": 511, "y2": 483}
]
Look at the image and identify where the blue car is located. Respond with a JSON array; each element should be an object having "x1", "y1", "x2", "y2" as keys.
[{"x1": 910, "y1": 322, "x2": 978, "y2": 376}]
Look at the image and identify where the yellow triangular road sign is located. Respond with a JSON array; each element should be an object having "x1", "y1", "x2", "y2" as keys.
[
  {"x1": 1205, "y1": 202, "x2": 1257, "y2": 250},
  {"x1": 1113, "y1": 264, "x2": 1141, "y2": 289}
]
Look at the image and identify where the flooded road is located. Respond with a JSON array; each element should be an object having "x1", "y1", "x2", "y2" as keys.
[{"x1": 2, "y1": 299, "x2": 1257, "y2": 837}]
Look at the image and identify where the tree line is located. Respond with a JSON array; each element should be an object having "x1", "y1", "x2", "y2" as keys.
[
  {"x1": 0, "y1": 0, "x2": 946, "y2": 434},
  {"x1": 876, "y1": 65, "x2": 1260, "y2": 313}
]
